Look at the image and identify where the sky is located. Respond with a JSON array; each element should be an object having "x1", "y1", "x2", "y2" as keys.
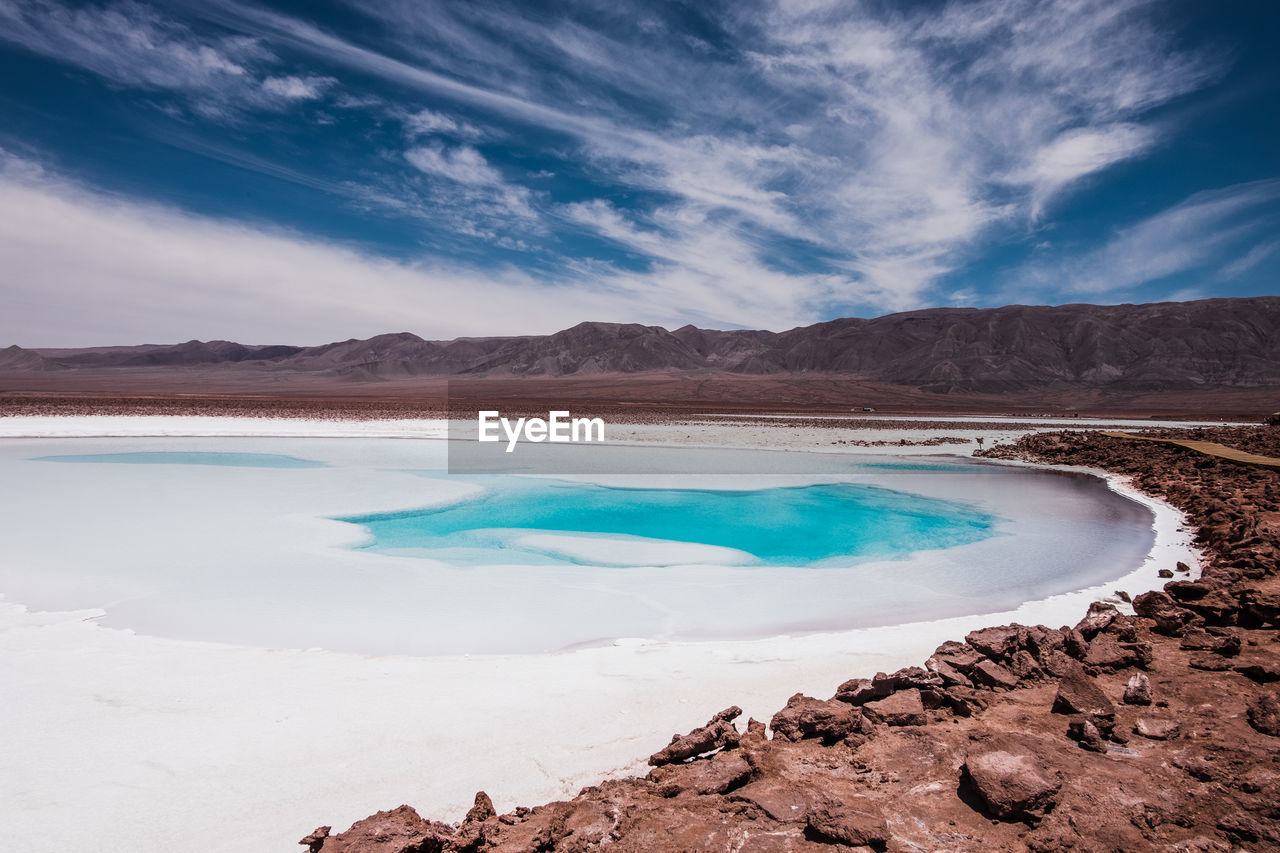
[{"x1": 0, "y1": 0, "x2": 1277, "y2": 346}]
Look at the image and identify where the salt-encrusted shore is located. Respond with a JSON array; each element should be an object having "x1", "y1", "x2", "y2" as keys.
[
  {"x1": 310, "y1": 425, "x2": 1280, "y2": 852},
  {"x1": 0, "y1": 415, "x2": 1203, "y2": 852}
]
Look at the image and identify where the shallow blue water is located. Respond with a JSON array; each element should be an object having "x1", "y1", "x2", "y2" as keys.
[
  {"x1": 340, "y1": 478, "x2": 996, "y2": 567},
  {"x1": 33, "y1": 451, "x2": 327, "y2": 468}
]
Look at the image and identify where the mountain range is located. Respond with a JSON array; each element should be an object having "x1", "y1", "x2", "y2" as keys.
[{"x1": 6, "y1": 297, "x2": 1279, "y2": 396}]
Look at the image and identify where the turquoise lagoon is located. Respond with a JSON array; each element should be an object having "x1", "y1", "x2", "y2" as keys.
[{"x1": 340, "y1": 478, "x2": 996, "y2": 567}]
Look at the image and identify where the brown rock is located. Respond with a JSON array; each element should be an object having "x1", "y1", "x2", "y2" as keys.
[
  {"x1": 806, "y1": 796, "x2": 890, "y2": 847},
  {"x1": 1134, "y1": 718, "x2": 1181, "y2": 740},
  {"x1": 769, "y1": 694, "x2": 860, "y2": 743},
  {"x1": 962, "y1": 735, "x2": 1062, "y2": 821},
  {"x1": 1189, "y1": 653, "x2": 1232, "y2": 671},
  {"x1": 1235, "y1": 660, "x2": 1280, "y2": 683},
  {"x1": 316, "y1": 805, "x2": 453, "y2": 853},
  {"x1": 1052, "y1": 664, "x2": 1115, "y2": 719},
  {"x1": 453, "y1": 792, "x2": 496, "y2": 851},
  {"x1": 1023, "y1": 625, "x2": 1066, "y2": 666},
  {"x1": 650, "y1": 750, "x2": 752, "y2": 796},
  {"x1": 1179, "y1": 628, "x2": 1242, "y2": 656},
  {"x1": 300, "y1": 826, "x2": 330, "y2": 852},
  {"x1": 863, "y1": 688, "x2": 926, "y2": 726},
  {"x1": 965, "y1": 624, "x2": 1023, "y2": 660},
  {"x1": 1060, "y1": 626, "x2": 1090, "y2": 659},
  {"x1": 463, "y1": 791, "x2": 495, "y2": 825},
  {"x1": 1132, "y1": 590, "x2": 1202, "y2": 636},
  {"x1": 1248, "y1": 692, "x2": 1280, "y2": 737},
  {"x1": 971, "y1": 658, "x2": 1021, "y2": 690},
  {"x1": 527, "y1": 803, "x2": 572, "y2": 851},
  {"x1": 877, "y1": 665, "x2": 944, "y2": 692},
  {"x1": 930, "y1": 639, "x2": 985, "y2": 672},
  {"x1": 1123, "y1": 672, "x2": 1153, "y2": 706},
  {"x1": 1158, "y1": 568, "x2": 1174, "y2": 578},
  {"x1": 1041, "y1": 650, "x2": 1079, "y2": 678},
  {"x1": 925, "y1": 655, "x2": 973, "y2": 688},
  {"x1": 1219, "y1": 812, "x2": 1280, "y2": 846},
  {"x1": 1181, "y1": 590, "x2": 1240, "y2": 625},
  {"x1": 832, "y1": 677, "x2": 890, "y2": 705},
  {"x1": 730, "y1": 779, "x2": 813, "y2": 823},
  {"x1": 648, "y1": 706, "x2": 741, "y2": 765},
  {"x1": 1083, "y1": 635, "x2": 1152, "y2": 671},
  {"x1": 1009, "y1": 649, "x2": 1045, "y2": 680},
  {"x1": 1074, "y1": 601, "x2": 1119, "y2": 639},
  {"x1": 1238, "y1": 589, "x2": 1280, "y2": 628},
  {"x1": 1073, "y1": 718, "x2": 1107, "y2": 752},
  {"x1": 1165, "y1": 580, "x2": 1211, "y2": 600}
]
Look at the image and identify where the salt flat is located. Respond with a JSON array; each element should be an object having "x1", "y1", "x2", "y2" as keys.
[{"x1": 0, "y1": 416, "x2": 1199, "y2": 852}]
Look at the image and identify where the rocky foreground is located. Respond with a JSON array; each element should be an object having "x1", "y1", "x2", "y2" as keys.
[{"x1": 302, "y1": 427, "x2": 1280, "y2": 852}]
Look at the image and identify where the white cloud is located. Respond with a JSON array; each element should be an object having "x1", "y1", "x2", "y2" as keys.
[
  {"x1": 1217, "y1": 238, "x2": 1280, "y2": 282},
  {"x1": 1014, "y1": 180, "x2": 1280, "y2": 296},
  {"x1": 0, "y1": 0, "x2": 1234, "y2": 337},
  {"x1": 1023, "y1": 123, "x2": 1157, "y2": 216},
  {"x1": 403, "y1": 108, "x2": 483, "y2": 140},
  {"x1": 405, "y1": 144, "x2": 500, "y2": 186},
  {"x1": 0, "y1": 151, "x2": 610, "y2": 345},
  {"x1": 0, "y1": 150, "x2": 834, "y2": 345},
  {"x1": 0, "y1": 0, "x2": 333, "y2": 117},
  {"x1": 264, "y1": 0, "x2": 1216, "y2": 311},
  {"x1": 260, "y1": 73, "x2": 333, "y2": 101}
]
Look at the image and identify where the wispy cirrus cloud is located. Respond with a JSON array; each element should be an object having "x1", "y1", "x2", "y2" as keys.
[
  {"x1": 260, "y1": 73, "x2": 333, "y2": 101},
  {"x1": 0, "y1": 0, "x2": 333, "y2": 117},
  {"x1": 0, "y1": 0, "x2": 1260, "y2": 343},
  {"x1": 402, "y1": 108, "x2": 484, "y2": 140},
  {"x1": 1013, "y1": 179, "x2": 1280, "y2": 297},
  {"x1": 1218, "y1": 238, "x2": 1280, "y2": 283},
  {"x1": 219, "y1": 0, "x2": 1216, "y2": 315},
  {"x1": 405, "y1": 144, "x2": 503, "y2": 187},
  {"x1": 0, "y1": 148, "x2": 620, "y2": 345}
]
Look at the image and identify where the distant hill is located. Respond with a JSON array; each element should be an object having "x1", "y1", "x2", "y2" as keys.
[
  {"x1": 9, "y1": 297, "x2": 1280, "y2": 394},
  {"x1": 0, "y1": 345, "x2": 62, "y2": 372}
]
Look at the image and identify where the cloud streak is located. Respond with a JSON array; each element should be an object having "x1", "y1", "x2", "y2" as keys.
[
  {"x1": 0, "y1": 0, "x2": 334, "y2": 117},
  {"x1": 0, "y1": 149, "x2": 833, "y2": 345},
  {"x1": 0, "y1": 0, "x2": 1260, "y2": 342},
  {"x1": 216, "y1": 0, "x2": 1217, "y2": 312},
  {"x1": 1014, "y1": 179, "x2": 1280, "y2": 297}
]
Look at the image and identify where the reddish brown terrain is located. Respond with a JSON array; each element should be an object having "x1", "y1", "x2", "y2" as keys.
[
  {"x1": 4, "y1": 298, "x2": 1279, "y2": 420},
  {"x1": 301, "y1": 426, "x2": 1280, "y2": 852}
]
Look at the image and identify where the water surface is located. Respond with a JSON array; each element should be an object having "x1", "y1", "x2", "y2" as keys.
[
  {"x1": 34, "y1": 451, "x2": 327, "y2": 468},
  {"x1": 342, "y1": 478, "x2": 995, "y2": 567}
]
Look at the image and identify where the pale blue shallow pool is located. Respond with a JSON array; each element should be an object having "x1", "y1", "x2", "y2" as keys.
[
  {"x1": 341, "y1": 478, "x2": 996, "y2": 567},
  {"x1": 33, "y1": 451, "x2": 328, "y2": 468},
  {"x1": 0, "y1": 436, "x2": 1160, "y2": 654}
]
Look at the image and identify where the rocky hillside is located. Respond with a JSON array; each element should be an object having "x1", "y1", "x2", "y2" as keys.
[{"x1": 10, "y1": 296, "x2": 1280, "y2": 391}]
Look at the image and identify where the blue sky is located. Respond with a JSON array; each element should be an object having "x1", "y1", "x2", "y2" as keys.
[{"x1": 0, "y1": 0, "x2": 1277, "y2": 345}]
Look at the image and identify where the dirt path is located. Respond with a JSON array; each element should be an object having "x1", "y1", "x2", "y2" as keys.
[{"x1": 1102, "y1": 430, "x2": 1280, "y2": 468}]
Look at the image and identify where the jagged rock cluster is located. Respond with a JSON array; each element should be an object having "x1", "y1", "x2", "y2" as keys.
[{"x1": 303, "y1": 426, "x2": 1280, "y2": 851}]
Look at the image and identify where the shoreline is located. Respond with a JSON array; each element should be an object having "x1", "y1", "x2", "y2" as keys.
[
  {"x1": 0, "y1": 415, "x2": 1196, "y2": 652},
  {"x1": 0, "y1": 415, "x2": 1206, "y2": 851},
  {"x1": 307, "y1": 423, "x2": 1280, "y2": 851}
]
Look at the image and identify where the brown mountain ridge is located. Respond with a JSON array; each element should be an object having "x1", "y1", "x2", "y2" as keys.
[{"x1": 6, "y1": 297, "x2": 1278, "y2": 395}]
